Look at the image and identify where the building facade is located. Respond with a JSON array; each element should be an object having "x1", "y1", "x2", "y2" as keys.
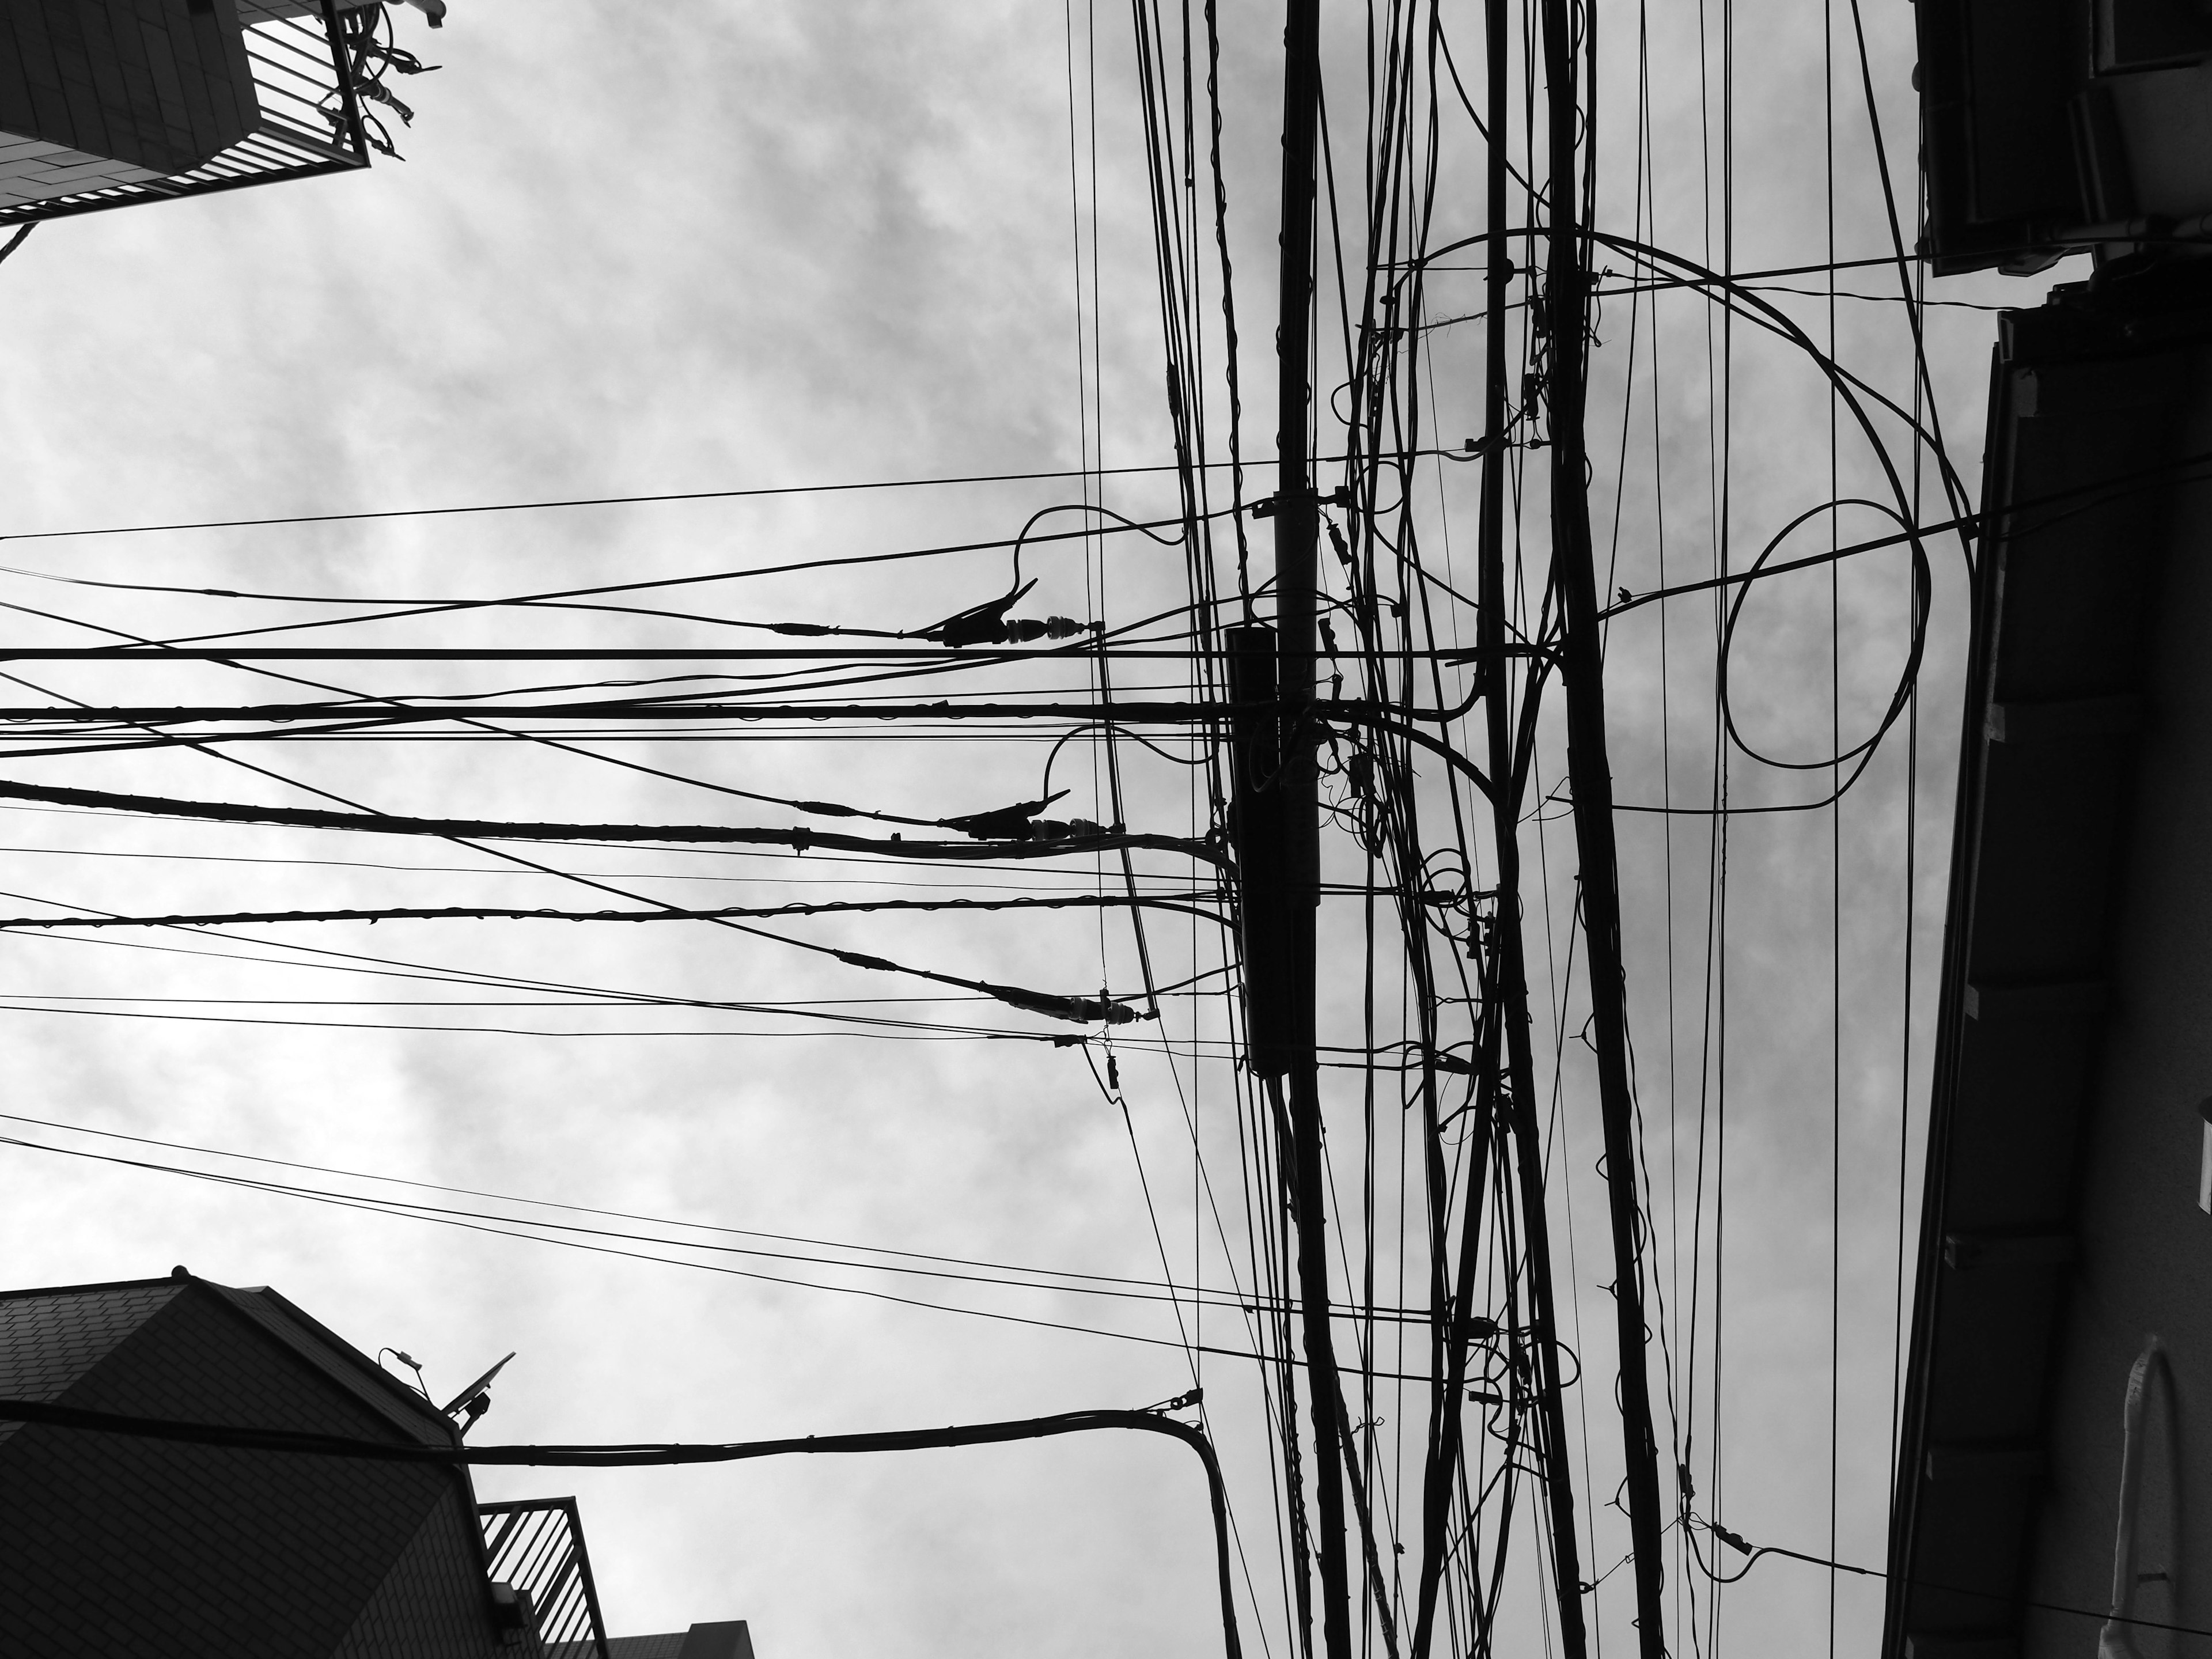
[
  {"x1": 0, "y1": 0, "x2": 385, "y2": 224},
  {"x1": 0, "y1": 1270, "x2": 751, "y2": 1658},
  {"x1": 1884, "y1": 266, "x2": 2212, "y2": 1657}
]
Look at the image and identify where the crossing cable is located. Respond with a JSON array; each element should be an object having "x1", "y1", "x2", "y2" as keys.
[
  {"x1": 31, "y1": 513, "x2": 1212, "y2": 654},
  {"x1": 1535, "y1": 0, "x2": 1671, "y2": 1637},
  {"x1": 1384, "y1": 226, "x2": 1975, "y2": 527},
  {"x1": 1599, "y1": 446, "x2": 2212, "y2": 626},
  {"x1": 1840, "y1": 0, "x2": 1973, "y2": 532},
  {"x1": 0, "y1": 662, "x2": 1166, "y2": 1027},
  {"x1": 1710, "y1": 11, "x2": 1737, "y2": 1650},
  {"x1": 0, "y1": 892, "x2": 1230, "y2": 931},
  {"x1": 0, "y1": 1104, "x2": 1303, "y2": 1302},
  {"x1": 1201, "y1": 0, "x2": 1255, "y2": 612},
  {"x1": 0, "y1": 457, "x2": 1339, "y2": 544},
  {"x1": 0, "y1": 1120, "x2": 1426, "y2": 1323},
  {"x1": 0, "y1": 1129, "x2": 1445, "y2": 1375},
  {"x1": 0, "y1": 875, "x2": 1184, "y2": 1033},
  {"x1": 1448, "y1": 3, "x2": 1582, "y2": 1647},
  {"x1": 1685, "y1": 1519, "x2": 2212, "y2": 1643},
  {"x1": 1888, "y1": 147, "x2": 1931, "y2": 1552},
  {"x1": 0, "y1": 775, "x2": 1217, "y2": 862},
  {"x1": 0, "y1": 1396, "x2": 1243, "y2": 1659},
  {"x1": 1824, "y1": 6, "x2": 1844, "y2": 1650},
  {"x1": 1332, "y1": 22, "x2": 1506, "y2": 1639},
  {"x1": 0, "y1": 585, "x2": 1247, "y2": 870}
]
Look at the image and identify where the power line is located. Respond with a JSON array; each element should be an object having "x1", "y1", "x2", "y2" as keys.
[
  {"x1": 0, "y1": 458, "x2": 1287, "y2": 544},
  {"x1": 0, "y1": 892, "x2": 1228, "y2": 931},
  {"x1": 0, "y1": 1395, "x2": 1247, "y2": 1659},
  {"x1": 1693, "y1": 1520, "x2": 2212, "y2": 1642},
  {"x1": 0, "y1": 775, "x2": 1217, "y2": 862},
  {"x1": 0, "y1": 1106, "x2": 1378, "y2": 1307},
  {"x1": 0, "y1": 451, "x2": 1420, "y2": 546}
]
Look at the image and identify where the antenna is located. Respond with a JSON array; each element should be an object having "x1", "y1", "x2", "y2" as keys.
[{"x1": 440, "y1": 1351, "x2": 515, "y2": 1418}]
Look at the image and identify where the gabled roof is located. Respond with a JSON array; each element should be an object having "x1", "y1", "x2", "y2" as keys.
[
  {"x1": 0, "y1": 1270, "x2": 501, "y2": 1658},
  {"x1": 211, "y1": 1279, "x2": 461, "y2": 1444},
  {"x1": 0, "y1": 1270, "x2": 459, "y2": 1447}
]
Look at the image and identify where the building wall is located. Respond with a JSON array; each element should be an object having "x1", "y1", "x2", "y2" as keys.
[
  {"x1": 0, "y1": 1282, "x2": 501, "y2": 1658},
  {"x1": 333, "y1": 1488, "x2": 518, "y2": 1659},
  {"x1": 2021, "y1": 343, "x2": 2212, "y2": 1656},
  {"x1": 0, "y1": 125, "x2": 163, "y2": 204},
  {"x1": 0, "y1": 0, "x2": 260, "y2": 184},
  {"x1": 0, "y1": 1279, "x2": 179, "y2": 1444}
]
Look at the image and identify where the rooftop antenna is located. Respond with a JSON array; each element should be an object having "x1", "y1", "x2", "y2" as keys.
[{"x1": 441, "y1": 1351, "x2": 514, "y2": 1437}]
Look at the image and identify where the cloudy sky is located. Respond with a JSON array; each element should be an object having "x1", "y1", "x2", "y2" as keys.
[{"x1": 0, "y1": 3, "x2": 2075, "y2": 1655}]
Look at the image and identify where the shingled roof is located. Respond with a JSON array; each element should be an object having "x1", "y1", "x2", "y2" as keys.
[{"x1": 0, "y1": 1269, "x2": 510, "y2": 1658}]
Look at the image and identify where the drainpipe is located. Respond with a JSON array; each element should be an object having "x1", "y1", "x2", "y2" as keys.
[{"x1": 2099, "y1": 1336, "x2": 2172, "y2": 1659}]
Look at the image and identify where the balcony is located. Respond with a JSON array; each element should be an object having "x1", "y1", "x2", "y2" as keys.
[
  {"x1": 480, "y1": 1496, "x2": 614, "y2": 1659},
  {"x1": 0, "y1": 0, "x2": 379, "y2": 226}
]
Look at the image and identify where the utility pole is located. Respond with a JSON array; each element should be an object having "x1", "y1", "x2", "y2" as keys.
[
  {"x1": 1537, "y1": 0, "x2": 1670, "y2": 1648},
  {"x1": 1408, "y1": 1, "x2": 1594, "y2": 1646},
  {"x1": 1480, "y1": 0, "x2": 1594, "y2": 1647},
  {"x1": 1274, "y1": 3, "x2": 1354, "y2": 1659}
]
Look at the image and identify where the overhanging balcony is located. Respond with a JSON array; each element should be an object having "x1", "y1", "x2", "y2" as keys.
[{"x1": 0, "y1": 0, "x2": 376, "y2": 226}]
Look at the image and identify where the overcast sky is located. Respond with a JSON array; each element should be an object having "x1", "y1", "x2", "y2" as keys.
[{"x1": 0, "y1": 4, "x2": 2075, "y2": 1655}]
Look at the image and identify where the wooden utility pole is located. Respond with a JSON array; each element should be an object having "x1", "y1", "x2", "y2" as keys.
[
  {"x1": 1537, "y1": 0, "x2": 1671, "y2": 1648},
  {"x1": 1479, "y1": 0, "x2": 1595, "y2": 1648},
  {"x1": 1274, "y1": 4, "x2": 1354, "y2": 1659},
  {"x1": 1408, "y1": 2, "x2": 1594, "y2": 1647}
]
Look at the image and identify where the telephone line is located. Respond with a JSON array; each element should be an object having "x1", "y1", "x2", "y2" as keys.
[{"x1": 0, "y1": 451, "x2": 1412, "y2": 544}]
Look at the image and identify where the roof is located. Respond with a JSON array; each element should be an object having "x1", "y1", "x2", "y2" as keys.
[
  {"x1": 0, "y1": 1277, "x2": 180, "y2": 1438},
  {"x1": 0, "y1": 1270, "x2": 460, "y2": 1445},
  {"x1": 0, "y1": 1268, "x2": 502, "y2": 1658}
]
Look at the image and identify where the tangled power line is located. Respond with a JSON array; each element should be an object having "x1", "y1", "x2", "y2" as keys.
[{"x1": 0, "y1": 1, "x2": 2077, "y2": 1655}]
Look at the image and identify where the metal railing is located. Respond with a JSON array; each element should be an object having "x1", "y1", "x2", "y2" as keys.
[
  {"x1": 480, "y1": 1497, "x2": 613, "y2": 1659},
  {"x1": 0, "y1": 1, "x2": 371, "y2": 227}
]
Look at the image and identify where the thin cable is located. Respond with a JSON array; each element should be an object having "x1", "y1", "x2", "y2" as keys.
[{"x1": 0, "y1": 459, "x2": 1308, "y2": 544}]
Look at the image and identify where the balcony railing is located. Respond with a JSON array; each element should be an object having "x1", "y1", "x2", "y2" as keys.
[
  {"x1": 480, "y1": 1497, "x2": 613, "y2": 1659},
  {"x1": 0, "y1": 0, "x2": 373, "y2": 227}
]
